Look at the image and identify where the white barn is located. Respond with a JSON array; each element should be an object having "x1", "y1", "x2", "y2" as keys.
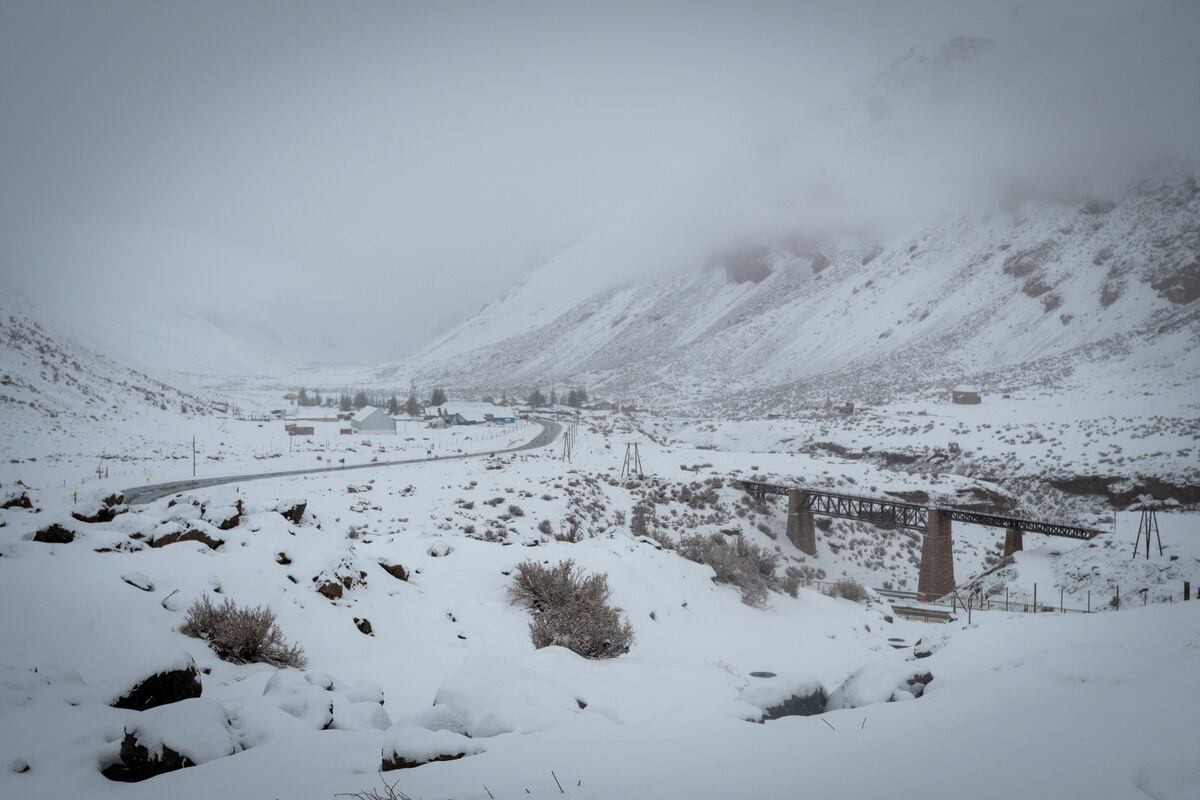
[{"x1": 351, "y1": 405, "x2": 396, "y2": 433}]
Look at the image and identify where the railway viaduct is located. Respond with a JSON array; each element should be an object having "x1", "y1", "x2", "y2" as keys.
[{"x1": 739, "y1": 481, "x2": 1103, "y2": 600}]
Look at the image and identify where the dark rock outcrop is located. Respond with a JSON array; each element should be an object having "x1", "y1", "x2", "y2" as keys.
[
  {"x1": 112, "y1": 663, "x2": 202, "y2": 711},
  {"x1": 278, "y1": 501, "x2": 307, "y2": 525},
  {"x1": 151, "y1": 529, "x2": 224, "y2": 550},
  {"x1": 761, "y1": 686, "x2": 829, "y2": 720},
  {"x1": 33, "y1": 523, "x2": 74, "y2": 543}
]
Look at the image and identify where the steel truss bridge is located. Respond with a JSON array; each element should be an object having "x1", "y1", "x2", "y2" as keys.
[{"x1": 738, "y1": 480, "x2": 1102, "y2": 540}]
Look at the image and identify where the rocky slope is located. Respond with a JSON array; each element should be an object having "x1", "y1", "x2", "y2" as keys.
[{"x1": 396, "y1": 175, "x2": 1200, "y2": 413}]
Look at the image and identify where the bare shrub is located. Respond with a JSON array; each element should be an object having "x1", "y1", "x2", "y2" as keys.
[
  {"x1": 538, "y1": 519, "x2": 554, "y2": 535},
  {"x1": 530, "y1": 601, "x2": 634, "y2": 659},
  {"x1": 508, "y1": 559, "x2": 633, "y2": 659},
  {"x1": 336, "y1": 773, "x2": 412, "y2": 800},
  {"x1": 826, "y1": 577, "x2": 870, "y2": 603},
  {"x1": 677, "y1": 533, "x2": 780, "y2": 607},
  {"x1": 507, "y1": 504, "x2": 525, "y2": 517},
  {"x1": 181, "y1": 595, "x2": 306, "y2": 668}
]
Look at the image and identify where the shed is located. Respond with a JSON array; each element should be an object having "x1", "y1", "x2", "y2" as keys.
[
  {"x1": 951, "y1": 388, "x2": 982, "y2": 405},
  {"x1": 351, "y1": 406, "x2": 396, "y2": 434}
]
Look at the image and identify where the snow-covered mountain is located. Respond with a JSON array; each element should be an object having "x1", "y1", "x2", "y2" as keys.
[
  {"x1": 394, "y1": 175, "x2": 1200, "y2": 411},
  {"x1": 0, "y1": 286, "x2": 221, "y2": 421}
]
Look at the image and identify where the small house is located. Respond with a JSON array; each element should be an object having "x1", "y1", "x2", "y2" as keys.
[
  {"x1": 951, "y1": 388, "x2": 982, "y2": 405},
  {"x1": 489, "y1": 407, "x2": 517, "y2": 424},
  {"x1": 351, "y1": 405, "x2": 396, "y2": 434}
]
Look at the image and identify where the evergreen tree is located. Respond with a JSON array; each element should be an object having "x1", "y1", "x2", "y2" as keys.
[
  {"x1": 352, "y1": 390, "x2": 368, "y2": 409},
  {"x1": 566, "y1": 389, "x2": 579, "y2": 407},
  {"x1": 550, "y1": 389, "x2": 558, "y2": 406},
  {"x1": 430, "y1": 387, "x2": 448, "y2": 406},
  {"x1": 387, "y1": 394, "x2": 400, "y2": 415},
  {"x1": 576, "y1": 387, "x2": 588, "y2": 404},
  {"x1": 339, "y1": 393, "x2": 352, "y2": 412},
  {"x1": 528, "y1": 388, "x2": 546, "y2": 407},
  {"x1": 313, "y1": 390, "x2": 322, "y2": 407},
  {"x1": 297, "y1": 388, "x2": 308, "y2": 406},
  {"x1": 405, "y1": 392, "x2": 421, "y2": 417}
]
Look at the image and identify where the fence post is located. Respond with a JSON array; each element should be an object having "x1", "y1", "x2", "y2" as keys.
[
  {"x1": 1087, "y1": 590, "x2": 1091, "y2": 613},
  {"x1": 1033, "y1": 583, "x2": 1037, "y2": 613},
  {"x1": 1005, "y1": 586, "x2": 1009, "y2": 612},
  {"x1": 1060, "y1": 587, "x2": 1064, "y2": 614},
  {"x1": 1186, "y1": 581, "x2": 1191, "y2": 601}
]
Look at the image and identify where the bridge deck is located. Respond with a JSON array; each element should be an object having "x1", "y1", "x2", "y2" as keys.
[{"x1": 739, "y1": 480, "x2": 1101, "y2": 540}]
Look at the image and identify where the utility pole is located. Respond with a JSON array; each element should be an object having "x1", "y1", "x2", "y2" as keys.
[{"x1": 192, "y1": 436, "x2": 197, "y2": 477}]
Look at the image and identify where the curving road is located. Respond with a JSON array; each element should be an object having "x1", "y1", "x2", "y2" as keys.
[{"x1": 123, "y1": 418, "x2": 561, "y2": 505}]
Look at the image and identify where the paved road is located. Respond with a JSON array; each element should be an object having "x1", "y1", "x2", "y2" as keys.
[{"x1": 123, "y1": 418, "x2": 561, "y2": 506}]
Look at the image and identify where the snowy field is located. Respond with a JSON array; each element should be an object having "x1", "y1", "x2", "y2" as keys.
[{"x1": 2, "y1": 399, "x2": 1198, "y2": 799}]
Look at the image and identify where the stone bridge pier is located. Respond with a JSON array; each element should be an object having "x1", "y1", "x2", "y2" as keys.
[
  {"x1": 1003, "y1": 527, "x2": 1023, "y2": 558},
  {"x1": 917, "y1": 508, "x2": 956, "y2": 601},
  {"x1": 786, "y1": 489, "x2": 817, "y2": 556}
]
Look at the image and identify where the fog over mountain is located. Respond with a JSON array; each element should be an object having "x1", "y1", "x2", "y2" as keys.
[{"x1": 2, "y1": 0, "x2": 1197, "y2": 370}]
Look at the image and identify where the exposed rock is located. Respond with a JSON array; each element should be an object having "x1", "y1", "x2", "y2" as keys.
[
  {"x1": 71, "y1": 506, "x2": 120, "y2": 523},
  {"x1": 1021, "y1": 274, "x2": 1051, "y2": 297},
  {"x1": 120, "y1": 572, "x2": 155, "y2": 592},
  {"x1": 761, "y1": 686, "x2": 829, "y2": 720},
  {"x1": 354, "y1": 617, "x2": 374, "y2": 636},
  {"x1": 1, "y1": 492, "x2": 31, "y2": 510},
  {"x1": 1049, "y1": 475, "x2": 1200, "y2": 507},
  {"x1": 1002, "y1": 241, "x2": 1058, "y2": 278},
  {"x1": 316, "y1": 581, "x2": 343, "y2": 600},
  {"x1": 33, "y1": 523, "x2": 74, "y2": 543},
  {"x1": 379, "y1": 561, "x2": 409, "y2": 581},
  {"x1": 1151, "y1": 259, "x2": 1200, "y2": 304},
  {"x1": 103, "y1": 733, "x2": 194, "y2": 782},
  {"x1": 112, "y1": 662, "x2": 202, "y2": 711},
  {"x1": 1100, "y1": 279, "x2": 1124, "y2": 307},
  {"x1": 205, "y1": 501, "x2": 242, "y2": 531},
  {"x1": 150, "y1": 528, "x2": 224, "y2": 550},
  {"x1": 101, "y1": 698, "x2": 235, "y2": 782},
  {"x1": 380, "y1": 727, "x2": 484, "y2": 771},
  {"x1": 278, "y1": 500, "x2": 307, "y2": 525}
]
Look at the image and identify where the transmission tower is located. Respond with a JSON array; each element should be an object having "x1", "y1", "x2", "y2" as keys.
[
  {"x1": 1131, "y1": 498, "x2": 1166, "y2": 559},
  {"x1": 620, "y1": 442, "x2": 643, "y2": 478}
]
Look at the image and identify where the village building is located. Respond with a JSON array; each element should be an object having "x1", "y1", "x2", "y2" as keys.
[
  {"x1": 952, "y1": 387, "x2": 983, "y2": 405},
  {"x1": 351, "y1": 405, "x2": 396, "y2": 433},
  {"x1": 427, "y1": 402, "x2": 518, "y2": 426}
]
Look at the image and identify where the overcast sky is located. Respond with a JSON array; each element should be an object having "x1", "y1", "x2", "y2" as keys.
[{"x1": 2, "y1": 0, "x2": 1197, "y2": 366}]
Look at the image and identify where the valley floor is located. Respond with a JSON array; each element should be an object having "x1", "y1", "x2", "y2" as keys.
[{"x1": 1, "y1": 402, "x2": 1197, "y2": 799}]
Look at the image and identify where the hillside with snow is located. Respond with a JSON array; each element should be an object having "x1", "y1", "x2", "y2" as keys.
[{"x1": 399, "y1": 175, "x2": 1200, "y2": 413}]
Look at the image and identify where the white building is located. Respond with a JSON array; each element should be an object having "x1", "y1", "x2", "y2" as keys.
[{"x1": 351, "y1": 405, "x2": 396, "y2": 433}]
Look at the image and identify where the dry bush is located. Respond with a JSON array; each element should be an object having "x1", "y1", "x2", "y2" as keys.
[
  {"x1": 336, "y1": 773, "x2": 412, "y2": 800},
  {"x1": 508, "y1": 559, "x2": 607, "y2": 613},
  {"x1": 181, "y1": 595, "x2": 306, "y2": 668},
  {"x1": 677, "y1": 532, "x2": 780, "y2": 607},
  {"x1": 826, "y1": 577, "x2": 870, "y2": 603},
  {"x1": 509, "y1": 559, "x2": 633, "y2": 659}
]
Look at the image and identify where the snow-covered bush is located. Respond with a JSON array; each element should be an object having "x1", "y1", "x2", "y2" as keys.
[
  {"x1": 826, "y1": 577, "x2": 869, "y2": 603},
  {"x1": 181, "y1": 596, "x2": 307, "y2": 668},
  {"x1": 509, "y1": 560, "x2": 633, "y2": 659},
  {"x1": 677, "y1": 532, "x2": 780, "y2": 607}
]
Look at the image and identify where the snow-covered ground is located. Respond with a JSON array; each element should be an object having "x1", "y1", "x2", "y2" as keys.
[{"x1": 2, "y1": 395, "x2": 1197, "y2": 799}]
